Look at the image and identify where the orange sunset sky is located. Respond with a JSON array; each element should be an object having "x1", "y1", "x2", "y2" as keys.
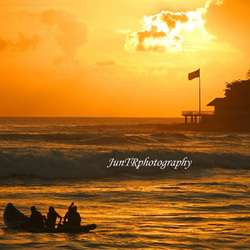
[{"x1": 0, "y1": 0, "x2": 249, "y2": 117}]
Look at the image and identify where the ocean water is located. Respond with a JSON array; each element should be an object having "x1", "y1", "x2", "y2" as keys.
[{"x1": 0, "y1": 117, "x2": 249, "y2": 249}]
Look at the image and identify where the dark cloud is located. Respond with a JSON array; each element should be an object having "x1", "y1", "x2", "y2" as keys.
[
  {"x1": 161, "y1": 12, "x2": 188, "y2": 30},
  {"x1": 95, "y1": 60, "x2": 117, "y2": 67},
  {"x1": 136, "y1": 26, "x2": 167, "y2": 52},
  {"x1": 15, "y1": 32, "x2": 40, "y2": 51},
  {"x1": 0, "y1": 37, "x2": 11, "y2": 51},
  {"x1": 0, "y1": 33, "x2": 40, "y2": 52},
  {"x1": 41, "y1": 9, "x2": 88, "y2": 59},
  {"x1": 138, "y1": 26, "x2": 166, "y2": 41}
]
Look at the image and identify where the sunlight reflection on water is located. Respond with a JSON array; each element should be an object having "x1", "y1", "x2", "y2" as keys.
[{"x1": 0, "y1": 170, "x2": 249, "y2": 249}]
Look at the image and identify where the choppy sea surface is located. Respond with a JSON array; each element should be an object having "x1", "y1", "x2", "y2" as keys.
[{"x1": 0, "y1": 117, "x2": 249, "y2": 249}]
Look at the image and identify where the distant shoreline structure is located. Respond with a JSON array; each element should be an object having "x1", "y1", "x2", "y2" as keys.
[{"x1": 178, "y1": 78, "x2": 250, "y2": 132}]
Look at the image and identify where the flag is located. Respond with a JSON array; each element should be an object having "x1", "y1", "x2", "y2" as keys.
[{"x1": 188, "y1": 69, "x2": 200, "y2": 80}]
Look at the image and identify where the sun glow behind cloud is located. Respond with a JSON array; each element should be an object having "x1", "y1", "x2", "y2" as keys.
[
  {"x1": 125, "y1": 0, "x2": 215, "y2": 52},
  {"x1": 0, "y1": 0, "x2": 248, "y2": 117}
]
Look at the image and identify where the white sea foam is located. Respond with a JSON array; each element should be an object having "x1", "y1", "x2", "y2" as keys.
[
  {"x1": 0, "y1": 150, "x2": 249, "y2": 179},
  {"x1": 0, "y1": 117, "x2": 249, "y2": 179}
]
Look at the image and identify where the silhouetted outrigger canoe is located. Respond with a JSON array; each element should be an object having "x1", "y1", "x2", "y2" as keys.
[{"x1": 3, "y1": 203, "x2": 96, "y2": 233}]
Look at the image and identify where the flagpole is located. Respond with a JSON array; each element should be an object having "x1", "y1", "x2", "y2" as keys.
[
  {"x1": 199, "y1": 68, "x2": 201, "y2": 118},
  {"x1": 188, "y1": 68, "x2": 201, "y2": 122}
]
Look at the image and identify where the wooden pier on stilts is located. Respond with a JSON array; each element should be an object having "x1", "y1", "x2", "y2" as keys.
[{"x1": 182, "y1": 111, "x2": 214, "y2": 124}]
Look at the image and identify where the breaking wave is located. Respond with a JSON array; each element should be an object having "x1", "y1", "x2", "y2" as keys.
[
  {"x1": 0, "y1": 150, "x2": 249, "y2": 179},
  {"x1": 0, "y1": 132, "x2": 191, "y2": 143}
]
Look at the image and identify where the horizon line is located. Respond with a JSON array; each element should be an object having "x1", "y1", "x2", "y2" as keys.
[{"x1": 0, "y1": 116, "x2": 183, "y2": 119}]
